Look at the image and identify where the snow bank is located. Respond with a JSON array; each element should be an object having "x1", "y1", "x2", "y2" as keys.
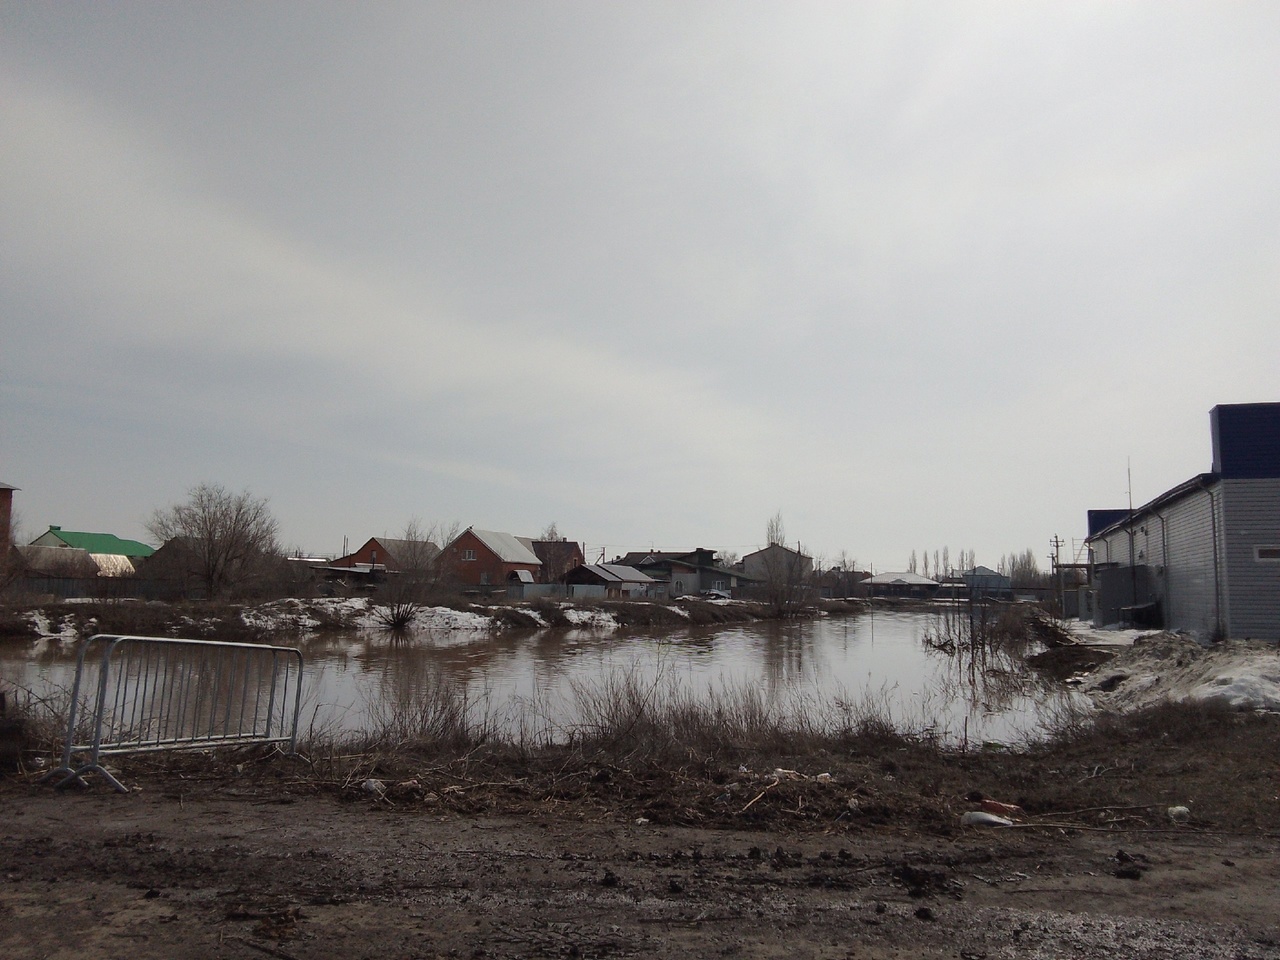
[
  {"x1": 416, "y1": 606, "x2": 496, "y2": 631},
  {"x1": 1064, "y1": 619, "x2": 1152, "y2": 647},
  {"x1": 560, "y1": 607, "x2": 620, "y2": 630},
  {"x1": 27, "y1": 610, "x2": 78, "y2": 641},
  {"x1": 1083, "y1": 633, "x2": 1280, "y2": 712}
]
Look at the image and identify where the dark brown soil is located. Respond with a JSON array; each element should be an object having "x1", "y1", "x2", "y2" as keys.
[{"x1": 3, "y1": 707, "x2": 1280, "y2": 959}]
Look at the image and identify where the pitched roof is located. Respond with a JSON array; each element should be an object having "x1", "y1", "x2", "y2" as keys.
[
  {"x1": 865, "y1": 571, "x2": 938, "y2": 586},
  {"x1": 14, "y1": 544, "x2": 99, "y2": 577},
  {"x1": 528, "y1": 539, "x2": 584, "y2": 566},
  {"x1": 962, "y1": 565, "x2": 1005, "y2": 578},
  {"x1": 470, "y1": 529, "x2": 541, "y2": 566},
  {"x1": 613, "y1": 551, "x2": 683, "y2": 566},
  {"x1": 35, "y1": 526, "x2": 154, "y2": 558},
  {"x1": 743, "y1": 543, "x2": 812, "y2": 561},
  {"x1": 90, "y1": 553, "x2": 138, "y2": 577},
  {"x1": 376, "y1": 538, "x2": 440, "y2": 562},
  {"x1": 585, "y1": 563, "x2": 654, "y2": 584},
  {"x1": 613, "y1": 549, "x2": 720, "y2": 568}
]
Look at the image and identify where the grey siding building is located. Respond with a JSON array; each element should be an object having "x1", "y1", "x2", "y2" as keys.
[{"x1": 1086, "y1": 403, "x2": 1280, "y2": 640}]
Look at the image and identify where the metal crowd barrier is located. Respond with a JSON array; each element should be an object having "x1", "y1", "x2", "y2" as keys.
[{"x1": 42, "y1": 634, "x2": 304, "y2": 793}]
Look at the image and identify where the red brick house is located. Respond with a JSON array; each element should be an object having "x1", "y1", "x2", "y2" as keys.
[
  {"x1": 529, "y1": 538, "x2": 585, "y2": 583},
  {"x1": 329, "y1": 537, "x2": 438, "y2": 572},
  {"x1": 443, "y1": 528, "x2": 541, "y2": 588}
]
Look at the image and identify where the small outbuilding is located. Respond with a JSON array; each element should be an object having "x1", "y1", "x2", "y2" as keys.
[{"x1": 562, "y1": 563, "x2": 655, "y2": 599}]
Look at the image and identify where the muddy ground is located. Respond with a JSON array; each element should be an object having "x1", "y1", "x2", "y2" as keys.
[
  {"x1": 4, "y1": 632, "x2": 1280, "y2": 958},
  {"x1": 5, "y1": 709, "x2": 1280, "y2": 960}
]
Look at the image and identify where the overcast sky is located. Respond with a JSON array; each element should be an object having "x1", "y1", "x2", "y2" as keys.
[{"x1": 2, "y1": 2, "x2": 1277, "y2": 571}]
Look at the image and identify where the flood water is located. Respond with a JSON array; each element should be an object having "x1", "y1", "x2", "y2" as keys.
[{"x1": 4, "y1": 609, "x2": 1077, "y2": 747}]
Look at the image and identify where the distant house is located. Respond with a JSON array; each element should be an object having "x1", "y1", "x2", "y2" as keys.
[
  {"x1": 29, "y1": 525, "x2": 152, "y2": 577},
  {"x1": 1085, "y1": 402, "x2": 1280, "y2": 640},
  {"x1": 7, "y1": 543, "x2": 137, "y2": 600},
  {"x1": 961, "y1": 565, "x2": 1013, "y2": 600},
  {"x1": 816, "y1": 565, "x2": 871, "y2": 599},
  {"x1": 742, "y1": 544, "x2": 813, "y2": 584},
  {"x1": 444, "y1": 528, "x2": 541, "y2": 589},
  {"x1": 11, "y1": 544, "x2": 99, "y2": 579},
  {"x1": 562, "y1": 563, "x2": 655, "y2": 599},
  {"x1": 611, "y1": 548, "x2": 746, "y2": 598},
  {"x1": 327, "y1": 537, "x2": 440, "y2": 576},
  {"x1": 862, "y1": 571, "x2": 939, "y2": 599},
  {"x1": 135, "y1": 538, "x2": 203, "y2": 598},
  {"x1": 527, "y1": 538, "x2": 585, "y2": 584}
]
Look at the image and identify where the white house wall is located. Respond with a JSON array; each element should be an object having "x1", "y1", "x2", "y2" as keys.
[{"x1": 1221, "y1": 478, "x2": 1280, "y2": 640}]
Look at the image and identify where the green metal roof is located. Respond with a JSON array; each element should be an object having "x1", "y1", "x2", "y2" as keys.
[{"x1": 41, "y1": 527, "x2": 155, "y2": 558}]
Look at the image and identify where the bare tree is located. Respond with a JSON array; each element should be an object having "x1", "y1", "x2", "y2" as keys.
[
  {"x1": 536, "y1": 521, "x2": 579, "y2": 584},
  {"x1": 373, "y1": 517, "x2": 462, "y2": 630},
  {"x1": 146, "y1": 484, "x2": 280, "y2": 599},
  {"x1": 397, "y1": 517, "x2": 445, "y2": 582},
  {"x1": 998, "y1": 548, "x2": 1046, "y2": 587},
  {"x1": 766, "y1": 511, "x2": 785, "y2": 547},
  {"x1": 754, "y1": 514, "x2": 813, "y2": 616},
  {"x1": 908, "y1": 550, "x2": 918, "y2": 574},
  {"x1": 831, "y1": 550, "x2": 861, "y2": 598}
]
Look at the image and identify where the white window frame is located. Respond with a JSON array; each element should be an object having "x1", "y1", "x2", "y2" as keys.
[{"x1": 462, "y1": 549, "x2": 476, "y2": 561}]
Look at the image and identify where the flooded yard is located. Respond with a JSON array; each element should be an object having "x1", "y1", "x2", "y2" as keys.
[{"x1": 3, "y1": 608, "x2": 1076, "y2": 747}]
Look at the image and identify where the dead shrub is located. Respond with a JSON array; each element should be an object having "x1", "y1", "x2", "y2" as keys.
[
  {"x1": 489, "y1": 606, "x2": 542, "y2": 629},
  {"x1": 0, "y1": 607, "x2": 39, "y2": 641},
  {"x1": 528, "y1": 598, "x2": 573, "y2": 627}
]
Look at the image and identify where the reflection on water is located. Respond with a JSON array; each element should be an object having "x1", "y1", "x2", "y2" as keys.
[{"x1": 3, "y1": 610, "x2": 1080, "y2": 747}]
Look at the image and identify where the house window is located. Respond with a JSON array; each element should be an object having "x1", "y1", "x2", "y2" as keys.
[
  {"x1": 674, "y1": 580, "x2": 683, "y2": 593},
  {"x1": 480, "y1": 572, "x2": 490, "y2": 585},
  {"x1": 1255, "y1": 546, "x2": 1280, "y2": 562},
  {"x1": 463, "y1": 549, "x2": 476, "y2": 561},
  {"x1": 714, "y1": 580, "x2": 726, "y2": 591}
]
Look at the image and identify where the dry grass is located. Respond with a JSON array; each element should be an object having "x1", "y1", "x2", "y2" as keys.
[{"x1": 16, "y1": 667, "x2": 1277, "y2": 838}]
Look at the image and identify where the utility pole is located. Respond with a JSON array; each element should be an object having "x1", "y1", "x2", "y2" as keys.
[{"x1": 1049, "y1": 534, "x2": 1065, "y2": 617}]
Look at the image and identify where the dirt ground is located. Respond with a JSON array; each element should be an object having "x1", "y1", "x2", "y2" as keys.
[
  {"x1": 4, "y1": 633, "x2": 1280, "y2": 958},
  {"x1": 4, "y1": 751, "x2": 1280, "y2": 960}
]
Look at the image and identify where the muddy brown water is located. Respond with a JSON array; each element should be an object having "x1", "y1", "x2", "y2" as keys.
[{"x1": 4, "y1": 610, "x2": 1080, "y2": 747}]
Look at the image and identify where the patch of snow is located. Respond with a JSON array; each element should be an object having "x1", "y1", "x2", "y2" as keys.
[
  {"x1": 666, "y1": 605, "x2": 690, "y2": 619},
  {"x1": 560, "y1": 608, "x2": 619, "y2": 630},
  {"x1": 28, "y1": 610, "x2": 79, "y2": 641},
  {"x1": 417, "y1": 606, "x2": 495, "y2": 631},
  {"x1": 242, "y1": 600, "x2": 317, "y2": 632},
  {"x1": 1191, "y1": 673, "x2": 1280, "y2": 712},
  {"x1": 1063, "y1": 619, "x2": 1152, "y2": 647},
  {"x1": 1082, "y1": 633, "x2": 1280, "y2": 712}
]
